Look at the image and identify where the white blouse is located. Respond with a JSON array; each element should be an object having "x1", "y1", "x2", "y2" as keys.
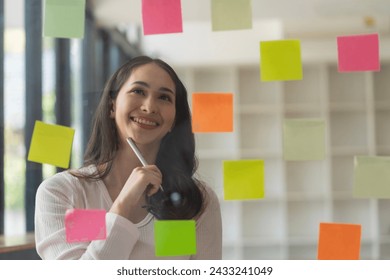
[{"x1": 34, "y1": 165, "x2": 222, "y2": 260}]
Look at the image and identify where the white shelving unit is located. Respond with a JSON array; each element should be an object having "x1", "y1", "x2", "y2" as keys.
[{"x1": 175, "y1": 59, "x2": 390, "y2": 260}]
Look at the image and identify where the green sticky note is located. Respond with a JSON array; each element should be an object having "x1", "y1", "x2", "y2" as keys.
[
  {"x1": 353, "y1": 156, "x2": 390, "y2": 198},
  {"x1": 283, "y1": 119, "x2": 326, "y2": 161},
  {"x1": 28, "y1": 121, "x2": 75, "y2": 168},
  {"x1": 43, "y1": 0, "x2": 86, "y2": 38},
  {"x1": 223, "y1": 160, "x2": 265, "y2": 200},
  {"x1": 154, "y1": 220, "x2": 196, "y2": 257},
  {"x1": 260, "y1": 39, "x2": 303, "y2": 81},
  {"x1": 211, "y1": 0, "x2": 252, "y2": 31}
]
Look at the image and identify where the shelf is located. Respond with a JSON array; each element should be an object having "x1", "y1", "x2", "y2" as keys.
[
  {"x1": 196, "y1": 158, "x2": 224, "y2": 197},
  {"x1": 238, "y1": 104, "x2": 280, "y2": 114},
  {"x1": 379, "y1": 243, "x2": 390, "y2": 260},
  {"x1": 330, "y1": 111, "x2": 369, "y2": 148},
  {"x1": 195, "y1": 133, "x2": 239, "y2": 152},
  {"x1": 378, "y1": 200, "x2": 390, "y2": 236},
  {"x1": 287, "y1": 200, "x2": 329, "y2": 238},
  {"x1": 331, "y1": 155, "x2": 354, "y2": 193},
  {"x1": 239, "y1": 114, "x2": 282, "y2": 154},
  {"x1": 328, "y1": 66, "x2": 368, "y2": 104},
  {"x1": 242, "y1": 201, "x2": 286, "y2": 241},
  {"x1": 285, "y1": 161, "x2": 328, "y2": 196},
  {"x1": 220, "y1": 201, "x2": 241, "y2": 245},
  {"x1": 332, "y1": 200, "x2": 374, "y2": 240},
  {"x1": 375, "y1": 111, "x2": 390, "y2": 148},
  {"x1": 181, "y1": 62, "x2": 390, "y2": 259},
  {"x1": 283, "y1": 65, "x2": 324, "y2": 106},
  {"x1": 238, "y1": 67, "x2": 282, "y2": 106},
  {"x1": 373, "y1": 64, "x2": 390, "y2": 104},
  {"x1": 288, "y1": 244, "x2": 318, "y2": 260},
  {"x1": 243, "y1": 245, "x2": 285, "y2": 260}
]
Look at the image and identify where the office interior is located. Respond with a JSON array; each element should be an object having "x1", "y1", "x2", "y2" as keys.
[{"x1": 1, "y1": 0, "x2": 390, "y2": 260}]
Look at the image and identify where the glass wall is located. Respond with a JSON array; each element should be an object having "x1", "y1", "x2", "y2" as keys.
[{"x1": 1, "y1": 0, "x2": 140, "y2": 237}]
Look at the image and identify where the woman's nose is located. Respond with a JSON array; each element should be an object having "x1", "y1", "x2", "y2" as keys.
[{"x1": 141, "y1": 97, "x2": 157, "y2": 113}]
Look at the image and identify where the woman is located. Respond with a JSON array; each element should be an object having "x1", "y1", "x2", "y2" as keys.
[{"x1": 34, "y1": 56, "x2": 222, "y2": 259}]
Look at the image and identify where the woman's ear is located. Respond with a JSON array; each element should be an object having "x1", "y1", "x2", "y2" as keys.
[{"x1": 109, "y1": 101, "x2": 116, "y2": 119}]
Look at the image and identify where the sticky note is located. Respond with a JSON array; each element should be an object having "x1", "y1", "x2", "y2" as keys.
[
  {"x1": 43, "y1": 0, "x2": 86, "y2": 38},
  {"x1": 260, "y1": 40, "x2": 303, "y2": 81},
  {"x1": 28, "y1": 121, "x2": 75, "y2": 168},
  {"x1": 317, "y1": 222, "x2": 361, "y2": 260},
  {"x1": 65, "y1": 209, "x2": 106, "y2": 243},
  {"x1": 142, "y1": 0, "x2": 183, "y2": 35},
  {"x1": 353, "y1": 156, "x2": 390, "y2": 198},
  {"x1": 211, "y1": 0, "x2": 252, "y2": 31},
  {"x1": 283, "y1": 119, "x2": 325, "y2": 161},
  {"x1": 192, "y1": 93, "x2": 233, "y2": 133},
  {"x1": 337, "y1": 33, "x2": 380, "y2": 72},
  {"x1": 223, "y1": 160, "x2": 264, "y2": 200},
  {"x1": 154, "y1": 220, "x2": 196, "y2": 256}
]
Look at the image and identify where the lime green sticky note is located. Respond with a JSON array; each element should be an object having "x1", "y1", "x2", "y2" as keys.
[
  {"x1": 211, "y1": 0, "x2": 252, "y2": 31},
  {"x1": 283, "y1": 119, "x2": 326, "y2": 161},
  {"x1": 260, "y1": 39, "x2": 303, "y2": 81},
  {"x1": 43, "y1": 0, "x2": 86, "y2": 38},
  {"x1": 28, "y1": 121, "x2": 75, "y2": 168},
  {"x1": 223, "y1": 160, "x2": 265, "y2": 200},
  {"x1": 353, "y1": 156, "x2": 390, "y2": 198},
  {"x1": 154, "y1": 220, "x2": 196, "y2": 257}
]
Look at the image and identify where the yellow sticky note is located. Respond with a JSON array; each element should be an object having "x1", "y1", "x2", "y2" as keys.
[
  {"x1": 260, "y1": 39, "x2": 303, "y2": 81},
  {"x1": 28, "y1": 121, "x2": 75, "y2": 168},
  {"x1": 192, "y1": 93, "x2": 233, "y2": 133},
  {"x1": 211, "y1": 0, "x2": 252, "y2": 31},
  {"x1": 223, "y1": 160, "x2": 264, "y2": 200},
  {"x1": 154, "y1": 220, "x2": 196, "y2": 257},
  {"x1": 317, "y1": 222, "x2": 361, "y2": 260},
  {"x1": 283, "y1": 119, "x2": 326, "y2": 161},
  {"x1": 353, "y1": 156, "x2": 390, "y2": 198}
]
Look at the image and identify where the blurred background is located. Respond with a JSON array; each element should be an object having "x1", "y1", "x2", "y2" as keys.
[{"x1": 1, "y1": 0, "x2": 390, "y2": 259}]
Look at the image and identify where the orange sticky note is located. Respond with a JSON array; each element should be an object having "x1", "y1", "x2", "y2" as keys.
[
  {"x1": 192, "y1": 93, "x2": 233, "y2": 133},
  {"x1": 317, "y1": 222, "x2": 361, "y2": 260}
]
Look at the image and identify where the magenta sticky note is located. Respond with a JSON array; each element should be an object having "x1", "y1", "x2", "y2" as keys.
[
  {"x1": 142, "y1": 0, "x2": 183, "y2": 35},
  {"x1": 337, "y1": 33, "x2": 380, "y2": 72},
  {"x1": 65, "y1": 209, "x2": 106, "y2": 243}
]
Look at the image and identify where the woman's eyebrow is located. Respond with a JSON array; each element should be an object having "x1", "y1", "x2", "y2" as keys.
[{"x1": 131, "y1": 81, "x2": 175, "y2": 95}]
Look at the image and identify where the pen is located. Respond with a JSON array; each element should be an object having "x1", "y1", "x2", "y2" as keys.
[{"x1": 126, "y1": 137, "x2": 164, "y2": 192}]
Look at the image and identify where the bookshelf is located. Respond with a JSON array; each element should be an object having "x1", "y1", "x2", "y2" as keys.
[{"x1": 176, "y1": 59, "x2": 390, "y2": 260}]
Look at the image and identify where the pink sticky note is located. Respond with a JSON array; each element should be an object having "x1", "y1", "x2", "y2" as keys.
[
  {"x1": 337, "y1": 33, "x2": 380, "y2": 72},
  {"x1": 142, "y1": 0, "x2": 183, "y2": 35},
  {"x1": 65, "y1": 209, "x2": 106, "y2": 243}
]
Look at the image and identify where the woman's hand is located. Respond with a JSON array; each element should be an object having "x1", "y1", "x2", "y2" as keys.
[{"x1": 109, "y1": 165, "x2": 162, "y2": 221}]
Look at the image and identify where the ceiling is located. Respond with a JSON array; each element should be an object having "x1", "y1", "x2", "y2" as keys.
[
  {"x1": 91, "y1": 0, "x2": 390, "y2": 37},
  {"x1": 90, "y1": 0, "x2": 390, "y2": 66}
]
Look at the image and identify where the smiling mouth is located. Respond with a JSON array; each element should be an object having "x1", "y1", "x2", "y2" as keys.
[{"x1": 131, "y1": 117, "x2": 159, "y2": 127}]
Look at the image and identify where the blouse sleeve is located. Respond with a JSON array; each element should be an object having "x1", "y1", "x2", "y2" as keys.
[
  {"x1": 34, "y1": 174, "x2": 140, "y2": 260},
  {"x1": 191, "y1": 185, "x2": 223, "y2": 259}
]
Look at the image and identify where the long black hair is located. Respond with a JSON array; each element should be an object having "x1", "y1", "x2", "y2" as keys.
[{"x1": 76, "y1": 56, "x2": 204, "y2": 220}]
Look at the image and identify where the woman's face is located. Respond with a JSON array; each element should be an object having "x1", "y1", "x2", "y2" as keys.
[{"x1": 111, "y1": 62, "x2": 176, "y2": 147}]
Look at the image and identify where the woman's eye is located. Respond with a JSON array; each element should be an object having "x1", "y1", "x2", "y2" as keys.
[
  {"x1": 159, "y1": 94, "x2": 173, "y2": 102},
  {"x1": 132, "y1": 89, "x2": 144, "y2": 95}
]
